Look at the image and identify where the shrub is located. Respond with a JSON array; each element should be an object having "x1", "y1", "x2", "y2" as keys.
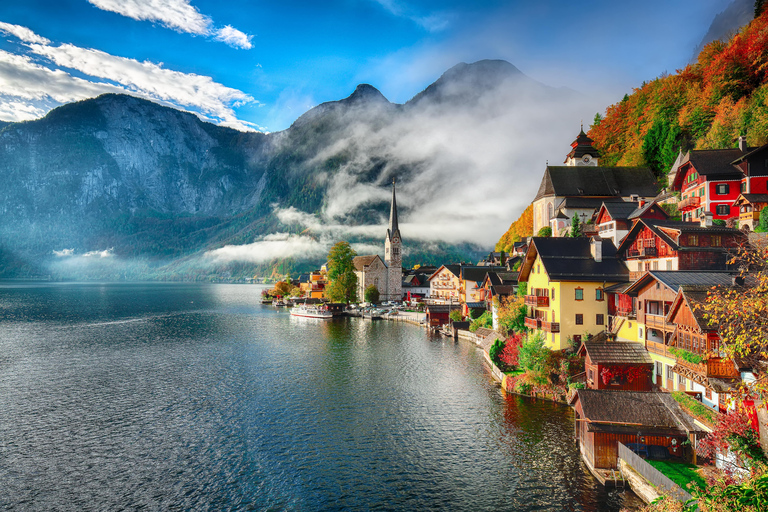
[
  {"x1": 469, "y1": 310, "x2": 493, "y2": 332},
  {"x1": 489, "y1": 338, "x2": 504, "y2": 367},
  {"x1": 498, "y1": 333, "x2": 523, "y2": 369},
  {"x1": 364, "y1": 284, "x2": 380, "y2": 303},
  {"x1": 536, "y1": 226, "x2": 552, "y2": 237},
  {"x1": 518, "y1": 332, "x2": 549, "y2": 379},
  {"x1": 449, "y1": 310, "x2": 463, "y2": 323}
]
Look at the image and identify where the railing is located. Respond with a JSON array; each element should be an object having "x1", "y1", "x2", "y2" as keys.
[
  {"x1": 645, "y1": 315, "x2": 671, "y2": 331},
  {"x1": 618, "y1": 443, "x2": 693, "y2": 503},
  {"x1": 678, "y1": 196, "x2": 701, "y2": 211},
  {"x1": 740, "y1": 211, "x2": 760, "y2": 221},
  {"x1": 646, "y1": 340, "x2": 672, "y2": 358},
  {"x1": 541, "y1": 321, "x2": 560, "y2": 333},
  {"x1": 525, "y1": 317, "x2": 540, "y2": 330},
  {"x1": 616, "y1": 308, "x2": 636, "y2": 318},
  {"x1": 676, "y1": 356, "x2": 740, "y2": 378},
  {"x1": 627, "y1": 246, "x2": 657, "y2": 258},
  {"x1": 675, "y1": 357, "x2": 708, "y2": 377},
  {"x1": 525, "y1": 295, "x2": 549, "y2": 307}
]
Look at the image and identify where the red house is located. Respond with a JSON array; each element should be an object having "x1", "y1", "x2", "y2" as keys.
[{"x1": 578, "y1": 335, "x2": 653, "y2": 391}]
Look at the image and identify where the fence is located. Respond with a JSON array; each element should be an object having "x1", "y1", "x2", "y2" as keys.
[{"x1": 617, "y1": 442, "x2": 693, "y2": 503}]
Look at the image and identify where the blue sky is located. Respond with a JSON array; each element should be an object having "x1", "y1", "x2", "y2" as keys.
[{"x1": 0, "y1": 0, "x2": 733, "y2": 132}]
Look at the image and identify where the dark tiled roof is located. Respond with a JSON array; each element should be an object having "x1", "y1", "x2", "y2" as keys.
[
  {"x1": 733, "y1": 193, "x2": 768, "y2": 205},
  {"x1": 426, "y1": 304, "x2": 461, "y2": 313},
  {"x1": 497, "y1": 272, "x2": 518, "y2": 283},
  {"x1": 353, "y1": 255, "x2": 384, "y2": 271},
  {"x1": 575, "y1": 390, "x2": 701, "y2": 433},
  {"x1": 600, "y1": 201, "x2": 641, "y2": 221},
  {"x1": 556, "y1": 196, "x2": 618, "y2": 210},
  {"x1": 466, "y1": 302, "x2": 486, "y2": 309},
  {"x1": 534, "y1": 166, "x2": 658, "y2": 201},
  {"x1": 490, "y1": 285, "x2": 515, "y2": 296},
  {"x1": 566, "y1": 129, "x2": 602, "y2": 160},
  {"x1": 628, "y1": 201, "x2": 668, "y2": 220},
  {"x1": 624, "y1": 270, "x2": 737, "y2": 296},
  {"x1": 580, "y1": 340, "x2": 653, "y2": 365},
  {"x1": 522, "y1": 237, "x2": 629, "y2": 282},
  {"x1": 428, "y1": 264, "x2": 461, "y2": 281},
  {"x1": 484, "y1": 273, "x2": 502, "y2": 286},
  {"x1": 684, "y1": 149, "x2": 745, "y2": 177},
  {"x1": 617, "y1": 218, "x2": 744, "y2": 254},
  {"x1": 461, "y1": 265, "x2": 506, "y2": 282}
]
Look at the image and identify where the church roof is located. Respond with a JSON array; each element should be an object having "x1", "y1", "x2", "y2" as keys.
[
  {"x1": 387, "y1": 179, "x2": 401, "y2": 242},
  {"x1": 353, "y1": 255, "x2": 385, "y2": 271},
  {"x1": 534, "y1": 166, "x2": 658, "y2": 201},
  {"x1": 566, "y1": 128, "x2": 602, "y2": 161}
]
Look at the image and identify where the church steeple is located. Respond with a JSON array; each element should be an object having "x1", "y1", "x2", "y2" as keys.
[{"x1": 387, "y1": 177, "x2": 400, "y2": 242}]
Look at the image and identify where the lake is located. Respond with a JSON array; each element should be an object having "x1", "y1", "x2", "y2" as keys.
[{"x1": 0, "y1": 282, "x2": 642, "y2": 510}]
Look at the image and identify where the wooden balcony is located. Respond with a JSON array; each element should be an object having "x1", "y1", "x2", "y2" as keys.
[
  {"x1": 675, "y1": 356, "x2": 740, "y2": 379},
  {"x1": 645, "y1": 315, "x2": 672, "y2": 332},
  {"x1": 525, "y1": 317, "x2": 540, "y2": 330},
  {"x1": 678, "y1": 196, "x2": 701, "y2": 211},
  {"x1": 627, "y1": 246, "x2": 657, "y2": 258},
  {"x1": 646, "y1": 340, "x2": 673, "y2": 359},
  {"x1": 740, "y1": 210, "x2": 761, "y2": 221},
  {"x1": 615, "y1": 308, "x2": 636, "y2": 318},
  {"x1": 525, "y1": 295, "x2": 549, "y2": 307},
  {"x1": 541, "y1": 321, "x2": 560, "y2": 333},
  {"x1": 524, "y1": 317, "x2": 559, "y2": 333}
]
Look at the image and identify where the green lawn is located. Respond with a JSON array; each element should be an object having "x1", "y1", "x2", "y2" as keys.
[{"x1": 647, "y1": 459, "x2": 707, "y2": 493}]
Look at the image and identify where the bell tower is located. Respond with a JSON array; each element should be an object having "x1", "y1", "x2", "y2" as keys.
[{"x1": 384, "y1": 178, "x2": 402, "y2": 301}]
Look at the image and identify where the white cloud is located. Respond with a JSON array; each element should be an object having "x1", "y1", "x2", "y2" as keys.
[
  {"x1": 52, "y1": 248, "x2": 75, "y2": 257},
  {"x1": 0, "y1": 22, "x2": 51, "y2": 44},
  {"x1": 372, "y1": 0, "x2": 451, "y2": 32},
  {"x1": 205, "y1": 233, "x2": 328, "y2": 264},
  {"x1": 83, "y1": 248, "x2": 114, "y2": 258},
  {"x1": 86, "y1": 0, "x2": 253, "y2": 49},
  {"x1": 215, "y1": 26, "x2": 253, "y2": 50},
  {"x1": 0, "y1": 25, "x2": 256, "y2": 130}
]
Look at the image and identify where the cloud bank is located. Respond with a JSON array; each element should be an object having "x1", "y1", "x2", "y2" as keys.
[
  {"x1": 0, "y1": 22, "x2": 256, "y2": 129},
  {"x1": 87, "y1": 0, "x2": 253, "y2": 49}
]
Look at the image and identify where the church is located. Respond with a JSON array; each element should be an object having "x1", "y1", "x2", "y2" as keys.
[{"x1": 353, "y1": 179, "x2": 403, "y2": 302}]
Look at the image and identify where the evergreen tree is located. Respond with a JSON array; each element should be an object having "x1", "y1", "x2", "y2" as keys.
[
  {"x1": 757, "y1": 0, "x2": 766, "y2": 18},
  {"x1": 568, "y1": 215, "x2": 582, "y2": 237}
]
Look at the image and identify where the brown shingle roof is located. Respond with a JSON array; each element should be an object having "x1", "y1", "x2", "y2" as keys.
[
  {"x1": 580, "y1": 340, "x2": 653, "y2": 365},
  {"x1": 353, "y1": 255, "x2": 384, "y2": 271},
  {"x1": 575, "y1": 390, "x2": 702, "y2": 433}
]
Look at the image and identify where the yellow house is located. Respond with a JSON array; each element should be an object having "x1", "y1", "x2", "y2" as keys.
[{"x1": 518, "y1": 237, "x2": 630, "y2": 350}]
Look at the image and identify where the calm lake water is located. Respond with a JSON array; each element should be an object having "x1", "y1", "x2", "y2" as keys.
[{"x1": 0, "y1": 282, "x2": 642, "y2": 511}]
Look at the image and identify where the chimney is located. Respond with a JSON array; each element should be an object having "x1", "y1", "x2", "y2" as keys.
[
  {"x1": 739, "y1": 135, "x2": 747, "y2": 152},
  {"x1": 590, "y1": 236, "x2": 603, "y2": 262},
  {"x1": 700, "y1": 211, "x2": 713, "y2": 228},
  {"x1": 638, "y1": 199, "x2": 646, "y2": 208},
  {"x1": 630, "y1": 194, "x2": 639, "y2": 202}
]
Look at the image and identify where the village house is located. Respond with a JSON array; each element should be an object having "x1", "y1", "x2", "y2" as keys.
[
  {"x1": 531, "y1": 129, "x2": 658, "y2": 236},
  {"x1": 517, "y1": 236, "x2": 629, "y2": 351},
  {"x1": 578, "y1": 335, "x2": 654, "y2": 391},
  {"x1": 299, "y1": 270, "x2": 327, "y2": 298},
  {"x1": 732, "y1": 193, "x2": 768, "y2": 231},
  {"x1": 594, "y1": 199, "x2": 668, "y2": 247},
  {"x1": 401, "y1": 269, "x2": 433, "y2": 301},
  {"x1": 478, "y1": 271, "x2": 517, "y2": 307},
  {"x1": 616, "y1": 217, "x2": 745, "y2": 281},
  {"x1": 570, "y1": 389, "x2": 704, "y2": 472},
  {"x1": 665, "y1": 285, "x2": 743, "y2": 413},
  {"x1": 459, "y1": 265, "x2": 506, "y2": 316},
  {"x1": 619, "y1": 271, "x2": 738, "y2": 406},
  {"x1": 428, "y1": 264, "x2": 462, "y2": 303}
]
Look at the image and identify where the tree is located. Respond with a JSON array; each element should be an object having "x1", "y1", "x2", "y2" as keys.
[
  {"x1": 449, "y1": 310, "x2": 463, "y2": 323},
  {"x1": 325, "y1": 241, "x2": 358, "y2": 303},
  {"x1": 495, "y1": 296, "x2": 527, "y2": 336},
  {"x1": 568, "y1": 215, "x2": 582, "y2": 237},
  {"x1": 756, "y1": 205, "x2": 768, "y2": 232},
  {"x1": 758, "y1": 0, "x2": 766, "y2": 18},
  {"x1": 364, "y1": 284, "x2": 380, "y2": 303},
  {"x1": 536, "y1": 226, "x2": 552, "y2": 237}
]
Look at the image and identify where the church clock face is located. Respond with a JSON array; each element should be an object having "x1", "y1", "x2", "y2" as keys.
[
  {"x1": 392, "y1": 236, "x2": 400, "y2": 243},
  {"x1": 582, "y1": 155, "x2": 592, "y2": 164}
]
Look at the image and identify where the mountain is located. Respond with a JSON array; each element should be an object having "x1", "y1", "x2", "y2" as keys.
[
  {"x1": 589, "y1": 10, "x2": 768, "y2": 182},
  {"x1": 0, "y1": 59, "x2": 575, "y2": 280},
  {"x1": 691, "y1": 0, "x2": 754, "y2": 61}
]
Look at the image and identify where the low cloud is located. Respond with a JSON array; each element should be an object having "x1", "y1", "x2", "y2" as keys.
[
  {"x1": 205, "y1": 233, "x2": 328, "y2": 264},
  {"x1": 87, "y1": 0, "x2": 253, "y2": 49},
  {"x1": 52, "y1": 248, "x2": 75, "y2": 257},
  {"x1": 0, "y1": 23, "x2": 256, "y2": 130}
]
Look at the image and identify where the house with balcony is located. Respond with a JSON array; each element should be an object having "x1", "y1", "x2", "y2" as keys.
[
  {"x1": 459, "y1": 265, "x2": 506, "y2": 315},
  {"x1": 621, "y1": 271, "x2": 737, "y2": 395},
  {"x1": 531, "y1": 129, "x2": 659, "y2": 236},
  {"x1": 479, "y1": 271, "x2": 517, "y2": 307},
  {"x1": 604, "y1": 282, "x2": 641, "y2": 343},
  {"x1": 616, "y1": 217, "x2": 745, "y2": 281},
  {"x1": 732, "y1": 193, "x2": 768, "y2": 231},
  {"x1": 671, "y1": 141, "x2": 754, "y2": 224},
  {"x1": 299, "y1": 270, "x2": 328, "y2": 298},
  {"x1": 594, "y1": 199, "x2": 668, "y2": 247},
  {"x1": 517, "y1": 236, "x2": 629, "y2": 351},
  {"x1": 427, "y1": 264, "x2": 462, "y2": 303},
  {"x1": 665, "y1": 285, "x2": 744, "y2": 413}
]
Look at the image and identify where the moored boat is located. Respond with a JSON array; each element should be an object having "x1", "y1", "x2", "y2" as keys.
[{"x1": 290, "y1": 303, "x2": 333, "y2": 319}]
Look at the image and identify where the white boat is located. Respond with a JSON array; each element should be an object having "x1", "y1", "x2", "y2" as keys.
[{"x1": 290, "y1": 303, "x2": 333, "y2": 319}]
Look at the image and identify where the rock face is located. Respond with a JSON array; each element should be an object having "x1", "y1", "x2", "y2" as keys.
[{"x1": 0, "y1": 59, "x2": 562, "y2": 278}]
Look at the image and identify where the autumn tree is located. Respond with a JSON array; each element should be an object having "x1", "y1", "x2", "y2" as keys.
[
  {"x1": 325, "y1": 241, "x2": 358, "y2": 303},
  {"x1": 495, "y1": 296, "x2": 527, "y2": 337}
]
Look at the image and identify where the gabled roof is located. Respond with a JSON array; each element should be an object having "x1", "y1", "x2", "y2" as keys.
[
  {"x1": 534, "y1": 166, "x2": 658, "y2": 201},
  {"x1": 616, "y1": 218, "x2": 744, "y2": 255},
  {"x1": 672, "y1": 148, "x2": 745, "y2": 189},
  {"x1": 572, "y1": 390, "x2": 701, "y2": 434},
  {"x1": 466, "y1": 302, "x2": 486, "y2": 309},
  {"x1": 427, "y1": 264, "x2": 461, "y2": 281},
  {"x1": 623, "y1": 270, "x2": 737, "y2": 297},
  {"x1": 490, "y1": 285, "x2": 515, "y2": 296},
  {"x1": 666, "y1": 286, "x2": 714, "y2": 332},
  {"x1": 578, "y1": 340, "x2": 653, "y2": 365},
  {"x1": 460, "y1": 265, "x2": 506, "y2": 283},
  {"x1": 628, "y1": 200, "x2": 669, "y2": 220},
  {"x1": 353, "y1": 255, "x2": 385, "y2": 271},
  {"x1": 733, "y1": 193, "x2": 768, "y2": 206},
  {"x1": 596, "y1": 201, "x2": 641, "y2": 223},
  {"x1": 426, "y1": 304, "x2": 461, "y2": 313},
  {"x1": 518, "y1": 237, "x2": 629, "y2": 283},
  {"x1": 566, "y1": 128, "x2": 601, "y2": 161},
  {"x1": 481, "y1": 272, "x2": 502, "y2": 287}
]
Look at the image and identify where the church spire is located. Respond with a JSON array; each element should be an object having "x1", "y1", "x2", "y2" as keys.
[{"x1": 388, "y1": 177, "x2": 400, "y2": 241}]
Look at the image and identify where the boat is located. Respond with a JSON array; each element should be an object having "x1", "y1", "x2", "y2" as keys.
[{"x1": 290, "y1": 303, "x2": 333, "y2": 319}]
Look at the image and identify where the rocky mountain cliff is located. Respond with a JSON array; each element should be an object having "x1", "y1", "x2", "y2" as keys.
[{"x1": 0, "y1": 59, "x2": 572, "y2": 280}]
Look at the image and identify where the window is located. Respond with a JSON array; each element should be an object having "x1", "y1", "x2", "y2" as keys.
[
  {"x1": 596, "y1": 314, "x2": 604, "y2": 325},
  {"x1": 537, "y1": 264, "x2": 540, "y2": 274},
  {"x1": 716, "y1": 183, "x2": 729, "y2": 195},
  {"x1": 666, "y1": 365, "x2": 673, "y2": 380},
  {"x1": 573, "y1": 335, "x2": 582, "y2": 344},
  {"x1": 705, "y1": 388, "x2": 712, "y2": 400},
  {"x1": 666, "y1": 260, "x2": 673, "y2": 270},
  {"x1": 652, "y1": 260, "x2": 658, "y2": 270},
  {"x1": 742, "y1": 182, "x2": 747, "y2": 193},
  {"x1": 588, "y1": 369, "x2": 594, "y2": 382},
  {"x1": 711, "y1": 235, "x2": 721, "y2": 247},
  {"x1": 688, "y1": 235, "x2": 698, "y2": 246},
  {"x1": 595, "y1": 288, "x2": 604, "y2": 301},
  {"x1": 678, "y1": 374, "x2": 686, "y2": 390},
  {"x1": 716, "y1": 204, "x2": 730, "y2": 216},
  {"x1": 551, "y1": 287, "x2": 556, "y2": 301},
  {"x1": 575, "y1": 288, "x2": 583, "y2": 301},
  {"x1": 575, "y1": 314, "x2": 583, "y2": 325},
  {"x1": 655, "y1": 361, "x2": 662, "y2": 376}
]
